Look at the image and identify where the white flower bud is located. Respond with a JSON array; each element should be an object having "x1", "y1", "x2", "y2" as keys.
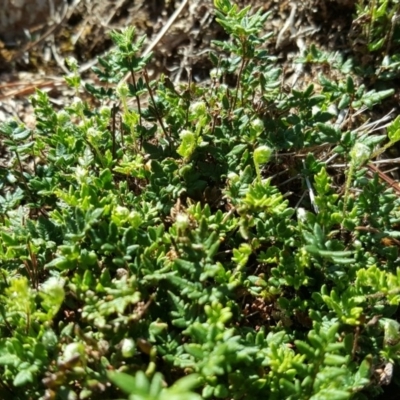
[
  {"x1": 99, "y1": 106, "x2": 111, "y2": 119},
  {"x1": 66, "y1": 57, "x2": 78, "y2": 71},
  {"x1": 57, "y1": 110, "x2": 69, "y2": 124},
  {"x1": 116, "y1": 82, "x2": 129, "y2": 98},
  {"x1": 350, "y1": 143, "x2": 370, "y2": 166},
  {"x1": 87, "y1": 127, "x2": 102, "y2": 141},
  {"x1": 189, "y1": 101, "x2": 207, "y2": 117},
  {"x1": 251, "y1": 118, "x2": 264, "y2": 134},
  {"x1": 227, "y1": 172, "x2": 240, "y2": 183},
  {"x1": 176, "y1": 213, "x2": 190, "y2": 230},
  {"x1": 296, "y1": 207, "x2": 308, "y2": 223},
  {"x1": 121, "y1": 338, "x2": 136, "y2": 358},
  {"x1": 210, "y1": 68, "x2": 222, "y2": 80},
  {"x1": 254, "y1": 145, "x2": 273, "y2": 165}
]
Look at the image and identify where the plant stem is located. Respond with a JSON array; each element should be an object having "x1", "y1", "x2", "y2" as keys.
[{"x1": 143, "y1": 68, "x2": 169, "y2": 139}]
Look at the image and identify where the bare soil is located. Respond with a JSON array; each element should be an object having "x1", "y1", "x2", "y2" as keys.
[{"x1": 0, "y1": 0, "x2": 383, "y2": 124}]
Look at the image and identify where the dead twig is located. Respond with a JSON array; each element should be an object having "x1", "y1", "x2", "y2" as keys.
[
  {"x1": 276, "y1": 3, "x2": 297, "y2": 49},
  {"x1": 0, "y1": 79, "x2": 64, "y2": 100},
  {"x1": 120, "y1": 0, "x2": 189, "y2": 85},
  {"x1": 366, "y1": 163, "x2": 400, "y2": 195}
]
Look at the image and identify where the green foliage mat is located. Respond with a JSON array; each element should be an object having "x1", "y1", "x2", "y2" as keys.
[{"x1": 1, "y1": 0, "x2": 400, "y2": 399}]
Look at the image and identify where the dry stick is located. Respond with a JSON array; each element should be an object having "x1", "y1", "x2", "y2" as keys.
[
  {"x1": 120, "y1": 0, "x2": 190, "y2": 85},
  {"x1": 366, "y1": 163, "x2": 400, "y2": 195},
  {"x1": 276, "y1": 3, "x2": 297, "y2": 49},
  {"x1": 0, "y1": 80, "x2": 62, "y2": 100},
  {"x1": 103, "y1": 0, "x2": 127, "y2": 27},
  {"x1": 353, "y1": 108, "x2": 395, "y2": 134},
  {"x1": 50, "y1": 40, "x2": 70, "y2": 75},
  {"x1": 79, "y1": 0, "x2": 189, "y2": 74},
  {"x1": 369, "y1": 157, "x2": 400, "y2": 165},
  {"x1": 355, "y1": 226, "x2": 400, "y2": 247}
]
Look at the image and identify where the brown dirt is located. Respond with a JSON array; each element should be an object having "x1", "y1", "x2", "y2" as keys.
[{"x1": 0, "y1": 0, "x2": 385, "y2": 125}]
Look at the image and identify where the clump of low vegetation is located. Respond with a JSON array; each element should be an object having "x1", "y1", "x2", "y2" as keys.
[{"x1": 1, "y1": 0, "x2": 400, "y2": 399}]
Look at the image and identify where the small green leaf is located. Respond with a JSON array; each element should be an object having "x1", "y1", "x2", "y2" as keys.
[
  {"x1": 108, "y1": 371, "x2": 144, "y2": 395},
  {"x1": 338, "y1": 94, "x2": 351, "y2": 110},
  {"x1": 295, "y1": 340, "x2": 315, "y2": 359},
  {"x1": 13, "y1": 370, "x2": 33, "y2": 387},
  {"x1": 324, "y1": 354, "x2": 348, "y2": 366},
  {"x1": 346, "y1": 75, "x2": 354, "y2": 94},
  {"x1": 0, "y1": 354, "x2": 19, "y2": 366},
  {"x1": 184, "y1": 344, "x2": 205, "y2": 359},
  {"x1": 388, "y1": 115, "x2": 400, "y2": 143}
]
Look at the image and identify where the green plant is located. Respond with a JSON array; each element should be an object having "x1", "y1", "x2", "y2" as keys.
[
  {"x1": 0, "y1": 0, "x2": 400, "y2": 399},
  {"x1": 108, "y1": 371, "x2": 202, "y2": 400}
]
